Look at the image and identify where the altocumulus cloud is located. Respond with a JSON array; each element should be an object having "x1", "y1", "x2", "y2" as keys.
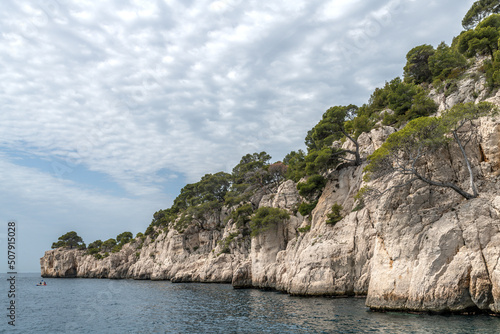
[{"x1": 0, "y1": 0, "x2": 475, "y2": 270}]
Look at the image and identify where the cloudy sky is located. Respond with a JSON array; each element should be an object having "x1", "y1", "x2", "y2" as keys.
[{"x1": 1, "y1": 0, "x2": 475, "y2": 272}]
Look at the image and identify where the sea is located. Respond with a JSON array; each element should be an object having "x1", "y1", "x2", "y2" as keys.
[{"x1": 2, "y1": 273, "x2": 500, "y2": 333}]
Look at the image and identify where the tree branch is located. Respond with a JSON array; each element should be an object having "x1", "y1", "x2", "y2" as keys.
[{"x1": 413, "y1": 169, "x2": 475, "y2": 200}]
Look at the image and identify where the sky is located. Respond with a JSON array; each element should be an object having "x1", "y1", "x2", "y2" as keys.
[{"x1": 0, "y1": 0, "x2": 476, "y2": 272}]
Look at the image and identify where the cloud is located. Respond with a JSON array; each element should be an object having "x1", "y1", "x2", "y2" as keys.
[{"x1": 0, "y1": 0, "x2": 477, "y2": 189}]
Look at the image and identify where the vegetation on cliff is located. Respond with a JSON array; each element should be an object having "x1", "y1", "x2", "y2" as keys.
[
  {"x1": 365, "y1": 102, "x2": 498, "y2": 199},
  {"x1": 402, "y1": 10, "x2": 500, "y2": 92},
  {"x1": 51, "y1": 231, "x2": 85, "y2": 250},
  {"x1": 51, "y1": 230, "x2": 134, "y2": 259},
  {"x1": 249, "y1": 207, "x2": 290, "y2": 237},
  {"x1": 50, "y1": 3, "x2": 500, "y2": 261},
  {"x1": 326, "y1": 204, "x2": 343, "y2": 225},
  {"x1": 462, "y1": 0, "x2": 500, "y2": 30}
]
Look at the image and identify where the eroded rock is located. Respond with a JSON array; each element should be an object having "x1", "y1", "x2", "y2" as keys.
[{"x1": 41, "y1": 118, "x2": 500, "y2": 314}]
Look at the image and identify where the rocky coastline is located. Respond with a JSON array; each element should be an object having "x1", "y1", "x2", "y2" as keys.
[{"x1": 41, "y1": 74, "x2": 500, "y2": 314}]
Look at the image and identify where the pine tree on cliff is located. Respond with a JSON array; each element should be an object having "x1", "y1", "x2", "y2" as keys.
[
  {"x1": 52, "y1": 231, "x2": 85, "y2": 249},
  {"x1": 458, "y1": 14, "x2": 500, "y2": 60},
  {"x1": 462, "y1": 0, "x2": 500, "y2": 30},
  {"x1": 305, "y1": 104, "x2": 362, "y2": 172},
  {"x1": 364, "y1": 102, "x2": 497, "y2": 200}
]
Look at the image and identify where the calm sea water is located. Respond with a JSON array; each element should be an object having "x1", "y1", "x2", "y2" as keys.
[{"x1": 2, "y1": 273, "x2": 500, "y2": 333}]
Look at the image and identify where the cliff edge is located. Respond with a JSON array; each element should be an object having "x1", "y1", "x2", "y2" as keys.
[{"x1": 42, "y1": 75, "x2": 500, "y2": 313}]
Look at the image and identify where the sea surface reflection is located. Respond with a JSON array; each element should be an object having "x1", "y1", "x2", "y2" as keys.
[{"x1": 6, "y1": 273, "x2": 500, "y2": 333}]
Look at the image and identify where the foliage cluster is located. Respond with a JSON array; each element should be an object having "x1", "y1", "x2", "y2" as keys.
[
  {"x1": 283, "y1": 150, "x2": 306, "y2": 182},
  {"x1": 297, "y1": 175, "x2": 327, "y2": 200},
  {"x1": 284, "y1": 75, "x2": 438, "y2": 217},
  {"x1": 326, "y1": 204, "x2": 343, "y2": 225},
  {"x1": 297, "y1": 200, "x2": 318, "y2": 216},
  {"x1": 142, "y1": 152, "x2": 288, "y2": 237},
  {"x1": 463, "y1": 0, "x2": 500, "y2": 30},
  {"x1": 249, "y1": 207, "x2": 290, "y2": 237},
  {"x1": 85, "y1": 231, "x2": 134, "y2": 258},
  {"x1": 369, "y1": 77, "x2": 438, "y2": 126},
  {"x1": 218, "y1": 232, "x2": 240, "y2": 255},
  {"x1": 297, "y1": 225, "x2": 311, "y2": 233},
  {"x1": 226, "y1": 203, "x2": 254, "y2": 229},
  {"x1": 400, "y1": 13, "x2": 500, "y2": 89},
  {"x1": 466, "y1": 6, "x2": 500, "y2": 46},
  {"x1": 304, "y1": 105, "x2": 361, "y2": 172},
  {"x1": 404, "y1": 43, "x2": 467, "y2": 87},
  {"x1": 457, "y1": 14, "x2": 500, "y2": 87},
  {"x1": 292, "y1": 77, "x2": 439, "y2": 182},
  {"x1": 225, "y1": 152, "x2": 286, "y2": 205},
  {"x1": 111, "y1": 231, "x2": 133, "y2": 253},
  {"x1": 214, "y1": 203, "x2": 256, "y2": 255},
  {"x1": 51, "y1": 231, "x2": 85, "y2": 250}
]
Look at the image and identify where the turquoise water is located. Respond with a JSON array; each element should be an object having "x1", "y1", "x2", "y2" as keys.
[{"x1": 2, "y1": 273, "x2": 500, "y2": 333}]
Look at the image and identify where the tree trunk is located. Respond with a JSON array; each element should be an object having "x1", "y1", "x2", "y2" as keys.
[
  {"x1": 341, "y1": 129, "x2": 361, "y2": 166},
  {"x1": 452, "y1": 130, "x2": 478, "y2": 198}
]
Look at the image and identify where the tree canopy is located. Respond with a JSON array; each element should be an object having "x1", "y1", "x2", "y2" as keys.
[
  {"x1": 428, "y1": 42, "x2": 467, "y2": 81},
  {"x1": 305, "y1": 104, "x2": 362, "y2": 171},
  {"x1": 101, "y1": 238, "x2": 117, "y2": 252},
  {"x1": 172, "y1": 171, "x2": 232, "y2": 211},
  {"x1": 231, "y1": 152, "x2": 272, "y2": 187},
  {"x1": 364, "y1": 77, "x2": 438, "y2": 125},
  {"x1": 52, "y1": 231, "x2": 84, "y2": 249},
  {"x1": 268, "y1": 161, "x2": 287, "y2": 187},
  {"x1": 457, "y1": 14, "x2": 500, "y2": 59},
  {"x1": 116, "y1": 232, "x2": 133, "y2": 245},
  {"x1": 88, "y1": 240, "x2": 102, "y2": 249},
  {"x1": 283, "y1": 150, "x2": 306, "y2": 182},
  {"x1": 403, "y1": 44, "x2": 435, "y2": 84},
  {"x1": 462, "y1": 0, "x2": 500, "y2": 30}
]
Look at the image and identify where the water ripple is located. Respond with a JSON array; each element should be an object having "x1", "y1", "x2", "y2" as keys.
[{"x1": 3, "y1": 274, "x2": 500, "y2": 334}]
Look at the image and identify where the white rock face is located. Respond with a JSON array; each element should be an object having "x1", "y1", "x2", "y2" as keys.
[
  {"x1": 364, "y1": 116, "x2": 500, "y2": 313},
  {"x1": 275, "y1": 207, "x2": 375, "y2": 296},
  {"x1": 41, "y1": 116, "x2": 500, "y2": 313},
  {"x1": 41, "y1": 248, "x2": 80, "y2": 277},
  {"x1": 353, "y1": 126, "x2": 396, "y2": 157},
  {"x1": 366, "y1": 196, "x2": 500, "y2": 313}
]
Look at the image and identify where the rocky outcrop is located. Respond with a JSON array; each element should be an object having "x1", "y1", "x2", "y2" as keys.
[
  {"x1": 41, "y1": 247, "x2": 80, "y2": 278},
  {"x1": 366, "y1": 197, "x2": 500, "y2": 313},
  {"x1": 363, "y1": 116, "x2": 500, "y2": 313},
  {"x1": 273, "y1": 165, "x2": 376, "y2": 296},
  {"x1": 41, "y1": 113, "x2": 500, "y2": 314},
  {"x1": 42, "y1": 208, "x2": 249, "y2": 283}
]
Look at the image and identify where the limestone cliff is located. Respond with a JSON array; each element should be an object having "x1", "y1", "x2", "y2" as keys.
[{"x1": 41, "y1": 84, "x2": 500, "y2": 313}]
